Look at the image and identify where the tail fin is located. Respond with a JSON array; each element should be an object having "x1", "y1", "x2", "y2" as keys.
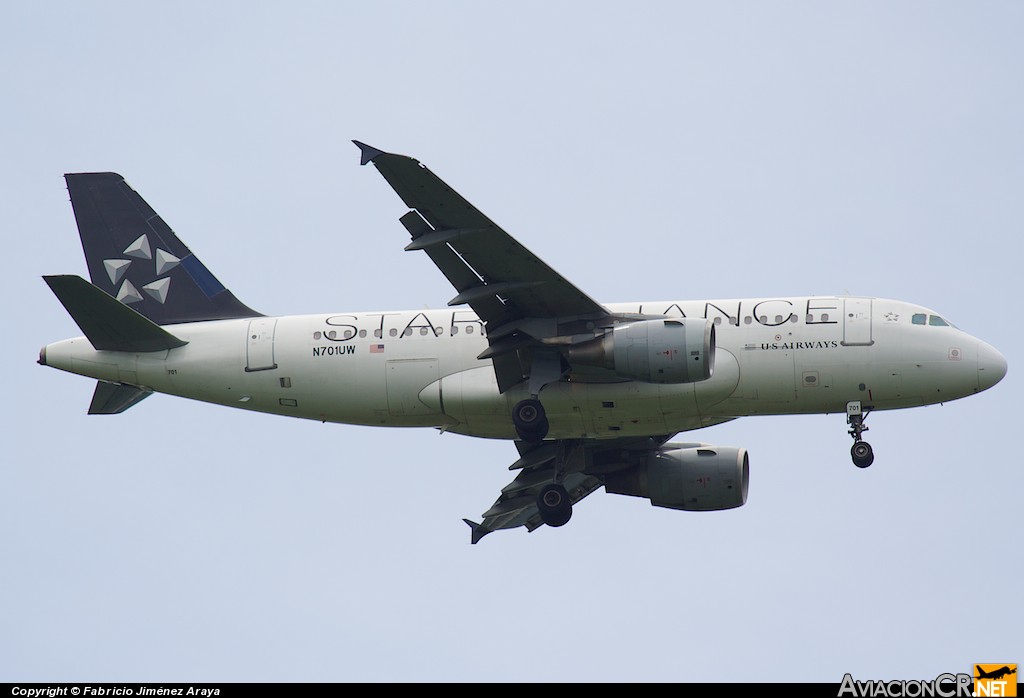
[{"x1": 65, "y1": 173, "x2": 262, "y2": 325}]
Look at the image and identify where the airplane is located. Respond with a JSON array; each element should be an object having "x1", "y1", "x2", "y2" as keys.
[
  {"x1": 976, "y1": 666, "x2": 1017, "y2": 681},
  {"x1": 39, "y1": 141, "x2": 1008, "y2": 543}
]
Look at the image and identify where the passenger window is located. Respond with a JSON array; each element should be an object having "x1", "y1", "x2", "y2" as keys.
[
  {"x1": 912, "y1": 314, "x2": 926, "y2": 325},
  {"x1": 929, "y1": 315, "x2": 949, "y2": 327}
]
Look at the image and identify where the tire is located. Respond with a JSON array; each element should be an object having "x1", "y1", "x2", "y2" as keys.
[
  {"x1": 537, "y1": 483, "x2": 572, "y2": 527},
  {"x1": 512, "y1": 399, "x2": 549, "y2": 442},
  {"x1": 851, "y1": 441, "x2": 874, "y2": 468}
]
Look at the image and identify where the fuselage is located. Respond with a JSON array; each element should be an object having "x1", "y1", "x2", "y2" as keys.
[{"x1": 41, "y1": 295, "x2": 1006, "y2": 440}]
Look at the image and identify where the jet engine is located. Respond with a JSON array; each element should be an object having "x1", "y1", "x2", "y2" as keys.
[
  {"x1": 568, "y1": 318, "x2": 715, "y2": 384},
  {"x1": 603, "y1": 443, "x2": 748, "y2": 511}
]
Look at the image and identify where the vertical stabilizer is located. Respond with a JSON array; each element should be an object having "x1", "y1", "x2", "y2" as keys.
[{"x1": 65, "y1": 173, "x2": 262, "y2": 325}]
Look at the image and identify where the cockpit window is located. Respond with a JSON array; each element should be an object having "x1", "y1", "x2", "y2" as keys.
[{"x1": 911, "y1": 312, "x2": 956, "y2": 328}]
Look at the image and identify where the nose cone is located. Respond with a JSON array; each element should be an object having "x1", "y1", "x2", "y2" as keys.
[{"x1": 977, "y1": 341, "x2": 1007, "y2": 391}]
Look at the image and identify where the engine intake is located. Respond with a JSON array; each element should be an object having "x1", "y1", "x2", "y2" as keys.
[
  {"x1": 569, "y1": 318, "x2": 714, "y2": 384},
  {"x1": 604, "y1": 443, "x2": 749, "y2": 511}
]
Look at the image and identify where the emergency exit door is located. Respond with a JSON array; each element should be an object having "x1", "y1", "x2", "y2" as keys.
[
  {"x1": 246, "y1": 318, "x2": 278, "y2": 371},
  {"x1": 842, "y1": 298, "x2": 873, "y2": 346}
]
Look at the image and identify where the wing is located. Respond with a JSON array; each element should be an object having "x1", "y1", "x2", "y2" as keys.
[
  {"x1": 463, "y1": 437, "x2": 671, "y2": 543},
  {"x1": 355, "y1": 141, "x2": 628, "y2": 392}
]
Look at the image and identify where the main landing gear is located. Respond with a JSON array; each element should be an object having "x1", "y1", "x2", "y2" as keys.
[
  {"x1": 847, "y1": 401, "x2": 874, "y2": 468},
  {"x1": 512, "y1": 398, "x2": 549, "y2": 442},
  {"x1": 537, "y1": 482, "x2": 572, "y2": 527},
  {"x1": 513, "y1": 349, "x2": 562, "y2": 443}
]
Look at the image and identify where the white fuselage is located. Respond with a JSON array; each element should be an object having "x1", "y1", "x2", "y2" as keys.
[{"x1": 42, "y1": 295, "x2": 1002, "y2": 440}]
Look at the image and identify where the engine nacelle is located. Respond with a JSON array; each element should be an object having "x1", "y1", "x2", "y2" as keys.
[
  {"x1": 604, "y1": 443, "x2": 749, "y2": 511},
  {"x1": 569, "y1": 318, "x2": 715, "y2": 384}
]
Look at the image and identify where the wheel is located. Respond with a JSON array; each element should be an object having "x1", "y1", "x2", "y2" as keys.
[
  {"x1": 512, "y1": 398, "x2": 549, "y2": 442},
  {"x1": 851, "y1": 441, "x2": 874, "y2": 468},
  {"x1": 512, "y1": 398, "x2": 544, "y2": 428},
  {"x1": 537, "y1": 483, "x2": 572, "y2": 527}
]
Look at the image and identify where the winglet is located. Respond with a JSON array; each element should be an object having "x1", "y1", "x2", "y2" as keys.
[
  {"x1": 462, "y1": 519, "x2": 492, "y2": 545},
  {"x1": 352, "y1": 140, "x2": 385, "y2": 166}
]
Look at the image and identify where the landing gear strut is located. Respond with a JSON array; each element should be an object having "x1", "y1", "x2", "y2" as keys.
[
  {"x1": 512, "y1": 349, "x2": 562, "y2": 442},
  {"x1": 847, "y1": 401, "x2": 874, "y2": 468},
  {"x1": 512, "y1": 398, "x2": 549, "y2": 442}
]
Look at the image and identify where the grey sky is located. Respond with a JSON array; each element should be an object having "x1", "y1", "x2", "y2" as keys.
[{"x1": 2, "y1": 1, "x2": 1020, "y2": 682}]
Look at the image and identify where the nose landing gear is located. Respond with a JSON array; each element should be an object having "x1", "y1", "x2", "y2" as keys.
[{"x1": 847, "y1": 401, "x2": 874, "y2": 468}]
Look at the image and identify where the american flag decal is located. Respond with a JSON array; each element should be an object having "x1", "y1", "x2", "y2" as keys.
[{"x1": 370, "y1": 344, "x2": 384, "y2": 354}]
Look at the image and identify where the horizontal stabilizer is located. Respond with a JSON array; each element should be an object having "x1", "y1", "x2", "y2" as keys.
[
  {"x1": 89, "y1": 381, "x2": 152, "y2": 414},
  {"x1": 44, "y1": 275, "x2": 189, "y2": 352}
]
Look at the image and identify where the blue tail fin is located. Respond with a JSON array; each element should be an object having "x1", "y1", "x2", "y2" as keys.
[{"x1": 65, "y1": 173, "x2": 262, "y2": 325}]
